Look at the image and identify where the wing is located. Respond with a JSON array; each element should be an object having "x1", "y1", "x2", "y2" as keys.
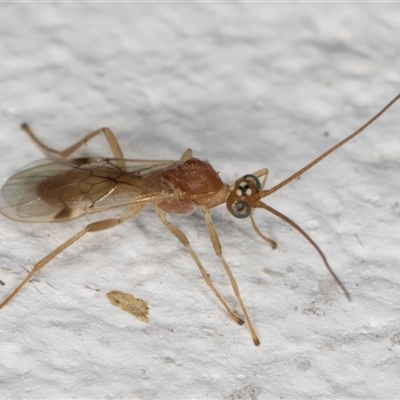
[{"x1": 0, "y1": 157, "x2": 181, "y2": 223}]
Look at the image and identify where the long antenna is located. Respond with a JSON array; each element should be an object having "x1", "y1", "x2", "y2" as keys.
[
  {"x1": 261, "y1": 94, "x2": 400, "y2": 198},
  {"x1": 257, "y1": 201, "x2": 351, "y2": 300}
]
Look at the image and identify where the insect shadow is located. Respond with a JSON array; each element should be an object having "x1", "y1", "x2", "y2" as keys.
[{"x1": 1, "y1": 94, "x2": 399, "y2": 346}]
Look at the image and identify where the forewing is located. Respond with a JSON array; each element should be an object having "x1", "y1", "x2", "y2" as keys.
[
  {"x1": 82, "y1": 158, "x2": 181, "y2": 212},
  {"x1": 1, "y1": 159, "x2": 74, "y2": 222},
  {"x1": 0, "y1": 157, "x2": 180, "y2": 222}
]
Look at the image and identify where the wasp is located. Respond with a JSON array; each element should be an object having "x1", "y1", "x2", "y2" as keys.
[{"x1": 1, "y1": 94, "x2": 398, "y2": 346}]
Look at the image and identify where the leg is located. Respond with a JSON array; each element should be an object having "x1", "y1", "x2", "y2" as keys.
[
  {"x1": 248, "y1": 168, "x2": 276, "y2": 248},
  {"x1": 250, "y1": 215, "x2": 277, "y2": 249},
  {"x1": 154, "y1": 205, "x2": 244, "y2": 325},
  {"x1": 202, "y1": 207, "x2": 260, "y2": 346},
  {"x1": 0, "y1": 203, "x2": 145, "y2": 310},
  {"x1": 21, "y1": 124, "x2": 125, "y2": 163},
  {"x1": 251, "y1": 168, "x2": 269, "y2": 189}
]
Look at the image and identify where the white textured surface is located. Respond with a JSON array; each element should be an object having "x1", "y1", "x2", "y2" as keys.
[{"x1": 0, "y1": 4, "x2": 400, "y2": 399}]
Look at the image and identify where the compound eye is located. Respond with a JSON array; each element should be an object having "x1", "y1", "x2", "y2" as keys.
[
  {"x1": 243, "y1": 174, "x2": 261, "y2": 190},
  {"x1": 229, "y1": 200, "x2": 251, "y2": 219}
]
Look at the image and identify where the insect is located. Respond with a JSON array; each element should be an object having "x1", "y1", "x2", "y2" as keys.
[{"x1": 0, "y1": 94, "x2": 398, "y2": 346}]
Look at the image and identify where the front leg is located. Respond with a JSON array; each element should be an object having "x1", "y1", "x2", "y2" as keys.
[
  {"x1": 202, "y1": 207, "x2": 260, "y2": 346},
  {"x1": 154, "y1": 205, "x2": 244, "y2": 326}
]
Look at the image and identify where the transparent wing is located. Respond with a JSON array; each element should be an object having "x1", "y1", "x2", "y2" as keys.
[{"x1": 0, "y1": 157, "x2": 180, "y2": 222}]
